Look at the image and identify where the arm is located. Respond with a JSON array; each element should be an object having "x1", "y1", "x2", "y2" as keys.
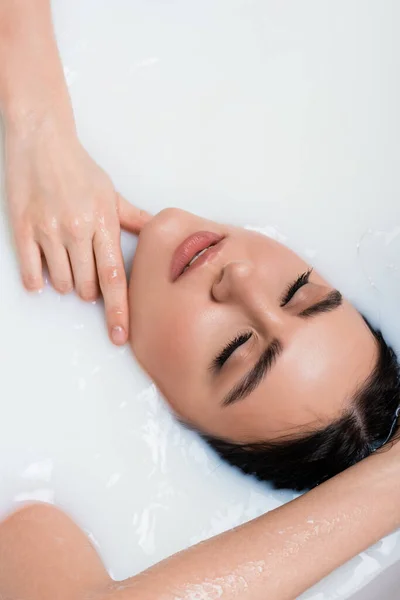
[
  {"x1": 0, "y1": 0, "x2": 149, "y2": 345},
  {"x1": 1, "y1": 444, "x2": 400, "y2": 600},
  {"x1": 0, "y1": 0, "x2": 73, "y2": 125},
  {"x1": 112, "y1": 444, "x2": 400, "y2": 599}
]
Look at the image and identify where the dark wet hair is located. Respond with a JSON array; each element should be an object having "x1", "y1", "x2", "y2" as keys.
[{"x1": 204, "y1": 323, "x2": 400, "y2": 491}]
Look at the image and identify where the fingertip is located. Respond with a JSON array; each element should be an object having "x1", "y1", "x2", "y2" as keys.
[
  {"x1": 22, "y1": 272, "x2": 44, "y2": 292},
  {"x1": 78, "y1": 282, "x2": 100, "y2": 303},
  {"x1": 111, "y1": 325, "x2": 127, "y2": 346},
  {"x1": 18, "y1": 240, "x2": 44, "y2": 292},
  {"x1": 117, "y1": 195, "x2": 152, "y2": 234},
  {"x1": 53, "y1": 280, "x2": 74, "y2": 295},
  {"x1": 137, "y1": 209, "x2": 152, "y2": 233}
]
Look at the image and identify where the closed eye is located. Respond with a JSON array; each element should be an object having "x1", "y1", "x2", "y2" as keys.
[
  {"x1": 280, "y1": 268, "x2": 313, "y2": 307},
  {"x1": 211, "y1": 332, "x2": 252, "y2": 373}
]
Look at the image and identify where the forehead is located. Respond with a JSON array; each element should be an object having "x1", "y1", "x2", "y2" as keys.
[{"x1": 196, "y1": 301, "x2": 378, "y2": 442}]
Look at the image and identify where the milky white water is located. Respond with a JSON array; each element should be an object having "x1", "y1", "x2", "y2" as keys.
[{"x1": 0, "y1": 1, "x2": 399, "y2": 598}]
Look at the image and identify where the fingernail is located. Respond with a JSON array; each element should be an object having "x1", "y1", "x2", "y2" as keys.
[{"x1": 111, "y1": 326, "x2": 126, "y2": 345}]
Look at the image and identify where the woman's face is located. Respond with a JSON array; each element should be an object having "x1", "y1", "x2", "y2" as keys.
[{"x1": 129, "y1": 209, "x2": 377, "y2": 443}]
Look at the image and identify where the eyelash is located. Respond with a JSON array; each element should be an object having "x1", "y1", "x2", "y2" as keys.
[
  {"x1": 280, "y1": 268, "x2": 313, "y2": 307},
  {"x1": 213, "y1": 268, "x2": 313, "y2": 371},
  {"x1": 212, "y1": 331, "x2": 253, "y2": 371}
]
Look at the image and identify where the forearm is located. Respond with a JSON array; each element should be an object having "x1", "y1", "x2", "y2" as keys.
[
  {"x1": 112, "y1": 446, "x2": 400, "y2": 600},
  {"x1": 0, "y1": 0, "x2": 73, "y2": 128},
  {"x1": 1, "y1": 447, "x2": 399, "y2": 600}
]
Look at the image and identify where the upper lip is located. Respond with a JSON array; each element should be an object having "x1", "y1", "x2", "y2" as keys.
[{"x1": 170, "y1": 231, "x2": 225, "y2": 281}]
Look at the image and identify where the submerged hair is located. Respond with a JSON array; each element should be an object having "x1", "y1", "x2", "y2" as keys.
[{"x1": 204, "y1": 323, "x2": 400, "y2": 492}]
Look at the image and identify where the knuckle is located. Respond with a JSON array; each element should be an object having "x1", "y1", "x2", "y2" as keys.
[
  {"x1": 37, "y1": 217, "x2": 57, "y2": 241},
  {"x1": 79, "y1": 281, "x2": 99, "y2": 302},
  {"x1": 101, "y1": 265, "x2": 125, "y2": 287},
  {"x1": 108, "y1": 305, "x2": 125, "y2": 320},
  {"x1": 64, "y1": 216, "x2": 87, "y2": 241},
  {"x1": 15, "y1": 221, "x2": 31, "y2": 244}
]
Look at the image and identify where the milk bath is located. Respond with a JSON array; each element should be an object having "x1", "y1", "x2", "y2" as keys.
[{"x1": 0, "y1": 1, "x2": 399, "y2": 598}]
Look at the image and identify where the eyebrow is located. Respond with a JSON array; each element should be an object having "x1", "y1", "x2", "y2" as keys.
[
  {"x1": 298, "y1": 290, "x2": 343, "y2": 318},
  {"x1": 221, "y1": 290, "x2": 343, "y2": 407},
  {"x1": 222, "y1": 339, "x2": 283, "y2": 406}
]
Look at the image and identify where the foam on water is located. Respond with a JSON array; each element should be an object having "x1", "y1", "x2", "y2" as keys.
[{"x1": 0, "y1": 1, "x2": 399, "y2": 598}]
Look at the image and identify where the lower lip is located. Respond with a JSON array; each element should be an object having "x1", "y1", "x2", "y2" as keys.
[{"x1": 171, "y1": 231, "x2": 225, "y2": 281}]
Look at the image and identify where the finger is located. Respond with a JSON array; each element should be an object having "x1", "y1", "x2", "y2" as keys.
[
  {"x1": 117, "y1": 195, "x2": 151, "y2": 234},
  {"x1": 15, "y1": 234, "x2": 44, "y2": 291},
  {"x1": 93, "y1": 222, "x2": 128, "y2": 346},
  {"x1": 40, "y1": 240, "x2": 73, "y2": 295},
  {"x1": 67, "y1": 240, "x2": 99, "y2": 302}
]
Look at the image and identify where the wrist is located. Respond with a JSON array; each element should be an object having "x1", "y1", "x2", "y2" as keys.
[
  {"x1": 2, "y1": 90, "x2": 76, "y2": 139},
  {"x1": 0, "y1": 49, "x2": 75, "y2": 137}
]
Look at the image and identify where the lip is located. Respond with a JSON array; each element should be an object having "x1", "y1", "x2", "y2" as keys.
[{"x1": 170, "y1": 231, "x2": 225, "y2": 281}]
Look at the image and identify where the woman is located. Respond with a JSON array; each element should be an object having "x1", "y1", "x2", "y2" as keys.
[
  {"x1": 1, "y1": 1, "x2": 400, "y2": 598},
  {"x1": 129, "y1": 208, "x2": 400, "y2": 490},
  {"x1": 2, "y1": 0, "x2": 399, "y2": 489}
]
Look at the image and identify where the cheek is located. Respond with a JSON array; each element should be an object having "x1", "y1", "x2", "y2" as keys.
[
  {"x1": 131, "y1": 293, "x2": 211, "y2": 387},
  {"x1": 134, "y1": 303, "x2": 217, "y2": 421}
]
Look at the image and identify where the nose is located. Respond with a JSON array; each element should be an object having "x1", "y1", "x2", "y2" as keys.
[
  {"x1": 211, "y1": 261, "x2": 283, "y2": 327},
  {"x1": 212, "y1": 261, "x2": 285, "y2": 331},
  {"x1": 212, "y1": 260, "x2": 255, "y2": 304}
]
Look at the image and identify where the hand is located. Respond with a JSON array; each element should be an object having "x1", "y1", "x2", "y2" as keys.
[{"x1": 4, "y1": 115, "x2": 150, "y2": 345}]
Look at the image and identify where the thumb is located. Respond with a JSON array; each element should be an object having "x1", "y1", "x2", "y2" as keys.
[{"x1": 117, "y1": 195, "x2": 152, "y2": 234}]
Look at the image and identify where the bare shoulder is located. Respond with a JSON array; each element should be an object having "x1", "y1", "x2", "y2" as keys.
[
  {"x1": 2, "y1": 502, "x2": 80, "y2": 533},
  {"x1": 0, "y1": 503, "x2": 110, "y2": 600}
]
